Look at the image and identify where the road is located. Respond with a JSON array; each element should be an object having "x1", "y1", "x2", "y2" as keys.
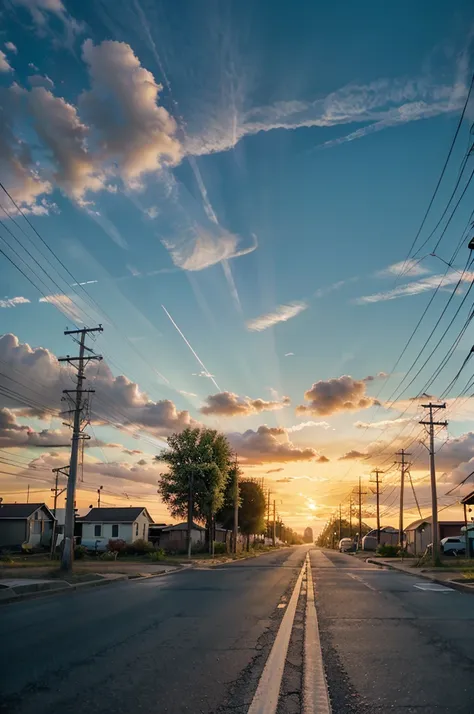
[{"x1": 1, "y1": 547, "x2": 474, "y2": 713}]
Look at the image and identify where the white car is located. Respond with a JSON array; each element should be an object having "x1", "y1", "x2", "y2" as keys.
[
  {"x1": 339, "y1": 538, "x2": 355, "y2": 553},
  {"x1": 440, "y1": 537, "x2": 465, "y2": 556}
]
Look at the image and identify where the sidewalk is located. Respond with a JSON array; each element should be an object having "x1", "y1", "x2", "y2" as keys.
[{"x1": 367, "y1": 557, "x2": 474, "y2": 594}]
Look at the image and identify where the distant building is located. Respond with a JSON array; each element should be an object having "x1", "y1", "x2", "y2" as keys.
[
  {"x1": 160, "y1": 522, "x2": 205, "y2": 551},
  {"x1": 362, "y1": 526, "x2": 399, "y2": 551},
  {"x1": 304, "y1": 526, "x2": 314, "y2": 543}
]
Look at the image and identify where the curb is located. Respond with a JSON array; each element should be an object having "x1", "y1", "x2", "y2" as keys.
[
  {"x1": 367, "y1": 558, "x2": 474, "y2": 595},
  {"x1": 0, "y1": 574, "x2": 129, "y2": 606}
]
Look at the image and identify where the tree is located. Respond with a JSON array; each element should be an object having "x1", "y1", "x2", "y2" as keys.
[
  {"x1": 156, "y1": 427, "x2": 232, "y2": 556},
  {"x1": 215, "y1": 460, "x2": 242, "y2": 552},
  {"x1": 238, "y1": 480, "x2": 266, "y2": 551}
]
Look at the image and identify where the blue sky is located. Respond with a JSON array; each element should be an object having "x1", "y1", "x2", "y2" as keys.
[{"x1": 1, "y1": 0, "x2": 474, "y2": 530}]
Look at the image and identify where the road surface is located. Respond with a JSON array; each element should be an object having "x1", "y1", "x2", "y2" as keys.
[{"x1": 1, "y1": 547, "x2": 474, "y2": 713}]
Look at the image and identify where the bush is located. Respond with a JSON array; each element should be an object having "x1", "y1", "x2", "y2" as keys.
[
  {"x1": 127, "y1": 539, "x2": 154, "y2": 555},
  {"x1": 148, "y1": 548, "x2": 166, "y2": 562},
  {"x1": 376, "y1": 544, "x2": 400, "y2": 558},
  {"x1": 0, "y1": 550, "x2": 13, "y2": 564},
  {"x1": 74, "y1": 545, "x2": 87, "y2": 560},
  {"x1": 107, "y1": 539, "x2": 127, "y2": 556},
  {"x1": 213, "y1": 542, "x2": 227, "y2": 555},
  {"x1": 100, "y1": 551, "x2": 117, "y2": 560}
]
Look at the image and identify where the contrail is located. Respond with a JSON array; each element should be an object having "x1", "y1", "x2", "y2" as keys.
[{"x1": 161, "y1": 304, "x2": 221, "y2": 392}]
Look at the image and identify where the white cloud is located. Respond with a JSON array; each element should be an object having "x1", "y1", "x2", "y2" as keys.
[
  {"x1": 246, "y1": 301, "x2": 308, "y2": 332},
  {"x1": 4, "y1": 42, "x2": 18, "y2": 54},
  {"x1": 28, "y1": 74, "x2": 54, "y2": 90},
  {"x1": 0, "y1": 296, "x2": 30, "y2": 308},
  {"x1": 145, "y1": 205, "x2": 159, "y2": 219},
  {"x1": 377, "y1": 259, "x2": 430, "y2": 279},
  {"x1": 284, "y1": 352, "x2": 295, "y2": 357},
  {"x1": 0, "y1": 407, "x2": 68, "y2": 448},
  {"x1": 200, "y1": 392, "x2": 290, "y2": 417},
  {"x1": 354, "y1": 417, "x2": 414, "y2": 430},
  {"x1": 38, "y1": 294, "x2": 94, "y2": 324},
  {"x1": 0, "y1": 51, "x2": 13, "y2": 72},
  {"x1": 354, "y1": 271, "x2": 474, "y2": 305},
  {"x1": 286, "y1": 421, "x2": 331, "y2": 432},
  {"x1": 297, "y1": 375, "x2": 379, "y2": 417},
  {"x1": 179, "y1": 390, "x2": 198, "y2": 398},
  {"x1": 12, "y1": 0, "x2": 83, "y2": 46}
]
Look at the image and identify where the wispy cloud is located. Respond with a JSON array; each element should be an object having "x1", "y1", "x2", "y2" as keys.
[
  {"x1": 376, "y1": 258, "x2": 430, "y2": 278},
  {"x1": 314, "y1": 277, "x2": 358, "y2": 299},
  {"x1": 354, "y1": 417, "x2": 414, "y2": 429},
  {"x1": 161, "y1": 304, "x2": 221, "y2": 391},
  {"x1": 0, "y1": 296, "x2": 30, "y2": 308},
  {"x1": 284, "y1": 352, "x2": 295, "y2": 357},
  {"x1": 246, "y1": 301, "x2": 308, "y2": 332},
  {"x1": 354, "y1": 271, "x2": 474, "y2": 305},
  {"x1": 286, "y1": 421, "x2": 331, "y2": 432}
]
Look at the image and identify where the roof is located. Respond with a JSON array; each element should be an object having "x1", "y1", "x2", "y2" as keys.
[
  {"x1": 80, "y1": 507, "x2": 153, "y2": 523},
  {"x1": 461, "y1": 490, "x2": 474, "y2": 506},
  {"x1": 405, "y1": 517, "x2": 465, "y2": 531},
  {"x1": 161, "y1": 522, "x2": 205, "y2": 532},
  {"x1": 0, "y1": 503, "x2": 55, "y2": 520}
]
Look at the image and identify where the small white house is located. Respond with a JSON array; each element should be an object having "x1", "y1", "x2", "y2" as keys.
[{"x1": 79, "y1": 507, "x2": 153, "y2": 549}]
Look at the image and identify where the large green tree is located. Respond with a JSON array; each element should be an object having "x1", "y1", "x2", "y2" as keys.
[
  {"x1": 238, "y1": 479, "x2": 266, "y2": 550},
  {"x1": 156, "y1": 427, "x2": 232, "y2": 554}
]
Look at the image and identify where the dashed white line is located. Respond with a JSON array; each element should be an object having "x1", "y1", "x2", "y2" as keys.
[{"x1": 303, "y1": 554, "x2": 332, "y2": 714}]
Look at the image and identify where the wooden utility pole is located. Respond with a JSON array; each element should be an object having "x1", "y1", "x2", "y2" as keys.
[
  {"x1": 420, "y1": 403, "x2": 447, "y2": 566},
  {"x1": 267, "y1": 489, "x2": 271, "y2": 540},
  {"x1": 233, "y1": 457, "x2": 239, "y2": 554},
  {"x1": 349, "y1": 496, "x2": 353, "y2": 537},
  {"x1": 355, "y1": 477, "x2": 367, "y2": 549},
  {"x1": 272, "y1": 500, "x2": 276, "y2": 547},
  {"x1": 50, "y1": 466, "x2": 68, "y2": 558},
  {"x1": 26, "y1": 484, "x2": 30, "y2": 504},
  {"x1": 395, "y1": 450, "x2": 410, "y2": 548},
  {"x1": 371, "y1": 469, "x2": 383, "y2": 544},
  {"x1": 59, "y1": 326, "x2": 103, "y2": 571},
  {"x1": 339, "y1": 503, "x2": 342, "y2": 540}
]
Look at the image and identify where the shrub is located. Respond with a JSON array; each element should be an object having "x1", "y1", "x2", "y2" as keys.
[
  {"x1": 376, "y1": 544, "x2": 400, "y2": 558},
  {"x1": 213, "y1": 542, "x2": 227, "y2": 555},
  {"x1": 127, "y1": 539, "x2": 154, "y2": 555},
  {"x1": 100, "y1": 551, "x2": 117, "y2": 560},
  {"x1": 148, "y1": 548, "x2": 166, "y2": 562},
  {"x1": 74, "y1": 545, "x2": 87, "y2": 560},
  {"x1": 0, "y1": 550, "x2": 13, "y2": 564},
  {"x1": 107, "y1": 539, "x2": 127, "y2": 556}
]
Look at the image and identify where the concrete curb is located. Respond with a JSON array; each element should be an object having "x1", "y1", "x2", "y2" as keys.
[
  {"x1": 0, "y1": 574, "x2": 129, "y2": 606},
  {"x1": 367, "y1": 558, "x2": 474, "y2": 595}
]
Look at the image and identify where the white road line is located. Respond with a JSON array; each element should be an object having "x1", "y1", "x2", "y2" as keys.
[
  {"x1": 303, "y1": 554, "x2": 332, "y2": 714},
  {"x1": 247, "y1": 558, "x2": 306, "y2": 714},
  {"x1": 346, "y1": 572, "x2": 378, "y2": 591}
]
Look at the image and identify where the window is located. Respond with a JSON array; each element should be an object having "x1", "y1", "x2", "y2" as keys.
[
  {"x1": 112, "y1": 524, "x2": 119, "y2": 538},
  {"x1": 94, "y1": 525, "x2": 102, "y2": 537},
  {"x1": 143, "y1": 523, "x2": 146, "y2": 538},
  {"x1": 135, "y1": 523, "x2": 139, "y2": 536}
]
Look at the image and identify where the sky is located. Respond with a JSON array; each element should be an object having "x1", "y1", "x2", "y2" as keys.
[{"x1": 1, "y1": 0, "x2": 474, "y2": 534}]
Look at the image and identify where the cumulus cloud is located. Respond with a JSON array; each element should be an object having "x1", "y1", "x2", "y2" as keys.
[
  {"x1": 200, "y1": 391, "x2": 290, "y2": 417},
  {"x1": 0, "y1": 51, "x2": 12, "y2": 73},
  {"x1": 4, "y1": 42, "x2": 18, "y2": 54},
  {"x1": 228, "y1": 425, "x2": 318, "y2": 464},
  {"x1": 0, "y1": 407, "x2": 69, "y2": 448},
  {"x1": 28, "y1": 74, "x2": 55, "y2": 90},
  {"x1": 338, "y1": 450, "x2": 367, "y2": 461},
  {"x1": 246, "y1": 302, "x2": 308, "y2": 332},
  {"x1": 0, "y1": 296, "x2": 30, "y2": 308},
  {"x1": 317, "y1": 455, "x2": 330, "y2": 463},
  {"x1": 0, "y1": 333, "x2": 198, "y2": 437},
  {"x1": 12, "y1": 0, "x2": 83, "y2": 46},
  {"x1": 297, "y1": 375, "x2": 379, "y2": 417}
]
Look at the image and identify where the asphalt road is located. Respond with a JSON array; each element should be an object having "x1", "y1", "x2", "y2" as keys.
[{"x1": 2, "y1": 547, "x2": 474, "y2": 714}]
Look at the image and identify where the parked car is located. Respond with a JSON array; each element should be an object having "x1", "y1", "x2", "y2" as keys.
[
  {"x1": 339, "y1": 538, "x2": 355, "y2": 553},
  {"x1": 440, "y1": 537, "x2": 465, "y2": 556}
]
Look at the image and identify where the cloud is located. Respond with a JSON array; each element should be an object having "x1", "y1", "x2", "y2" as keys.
[
  {"x1": 246, "y1": 301, "x2": 308, "y2": 332},
  {"x1": 184, "y1": 63, "x2": 467, "y2": 157},
  {"x1": 354, "y1": 417, "x2": 414, "y2": 430},
  {"x1": 0, "y1": 51, "x2": 12, "y2": 73},
  {"x1": 12, "y1": 0, "x2": 83, "y2": 46},
  {"x1": 4, "y1": 42, "x2": 18, "y2": 54},
  {"x1": 163, "y1": 225, "x2": 257, "y2": 272},
  {"x1": 286, "y1": 421, "x2": 331, "y2": 432},
  {"x1": 338, "y1": 450, "x2": 367, "y2": 461},
  {"x1": 266, "y1": 467, "x2": 284, "y2": 474},
  {"x1": 0, "y1": 296, "x2": 30, "y2": 308},
  {"x1": 145, "y1": 205, "x2": 159, "y2": 219},
  {"x1": 228, "y1": 424, "x2": 318, "y2": 464},
  {"x1": 200, "y1": 391, "x2": 290, "y2": 417},
  {"x1": 0, "y1": 407, "x2": 69, "y2": 448},
  {"x1": 0, "y1": 333, "x2": 198, "y2": 437},
  {"x1": 377, "y1": 259, "x2": 430, "y2": 278},
  {"x1": 38, "y1": 294, "x2": 89, "y2": 324},
  {"x1": 28, "y1": 74, "x2": 55, "y2": 90},
  {"x1": 314, "y1": 277, "x2": 359, "y2": 299},
  {"x1": 317, "y1": 455, "x2": 330, "y2": 463},
  {"x1": 122, "y1": 448, "x2": 143, "y2": 456},
  {"x1": 276, "y1": 477, "x2": 292, "y2": 483},
  {"x1": 353, "y1": 271, "x2": 474, "y2": 305},
  {"x1": 363, "y1": 372, "x2": 389, "y2": 382},
  {"x1": 296, "y1": 375, "x2": 379, "y2": 417},
  {"x1": 284, "y1": 352, "x2": 295, "y2": 357},
  {"x1": 179, "y1": 390, "x2": 198, "y2": 398}
]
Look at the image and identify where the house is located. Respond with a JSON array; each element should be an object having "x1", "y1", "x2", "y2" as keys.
[
  {"x1": 160, "y1": 522, "x2": 205, "y2": 551},
  {"x1": 362, "y1": 526, "x2": 399, "y2": 551},
  {"x1": 405, "y1": 517, "x2": 465, "y2": 555},
  {"x1": 78, "y1": 507, "x2": 153, "y2": 548},
  {"x1": 148, "y1": 523, "x2": 169, "y2": 546},
  {"x1": 0, "y1": 503, "x2": 56, "y2": 550}
]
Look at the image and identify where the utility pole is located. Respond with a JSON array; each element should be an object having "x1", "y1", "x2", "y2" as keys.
[
  {"x1": 233, "y1": 457, "x2": 239, "y2": 555},
  {"x1": 395, "y1": 450, "x2": 410, "y2": 548},
  {"x1": 349, "y1": 496, "x2": 352, "y2": 537},
  {"x1": 26, "y1": 484, "x2": 30, "y2": 504},
  {"x1": 97, "y1": 485, "x2": 103, "y2": 508},
  {"x1": 267, "y1": 489, "x2": 271, "y2": 540},
  {"x1": 50, "y1": 466, "x2": 68, "y2": 558},
  {"x1": 339, "y1": 503, "x2": 342, "y2": 540},
  {"x1": 59, "y1": 326, "x2": 103, "y2": 571},
  {"x1": 420, "y1": 402, "x2": 447, "y2": 566},
  {"x1": 371, "y1": 469, "x2": 383, "y2": 545},
  {"x1": 272, "y1": 500, "x2": 276, "y2": 547},
  {"x1": 354, "y1": 477, "x2": 367, "y2": 550}
]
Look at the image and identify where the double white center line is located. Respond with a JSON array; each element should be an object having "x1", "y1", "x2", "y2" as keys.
[{"x1": 247, "y1": 552, "x2": 331, "y2": 714}]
